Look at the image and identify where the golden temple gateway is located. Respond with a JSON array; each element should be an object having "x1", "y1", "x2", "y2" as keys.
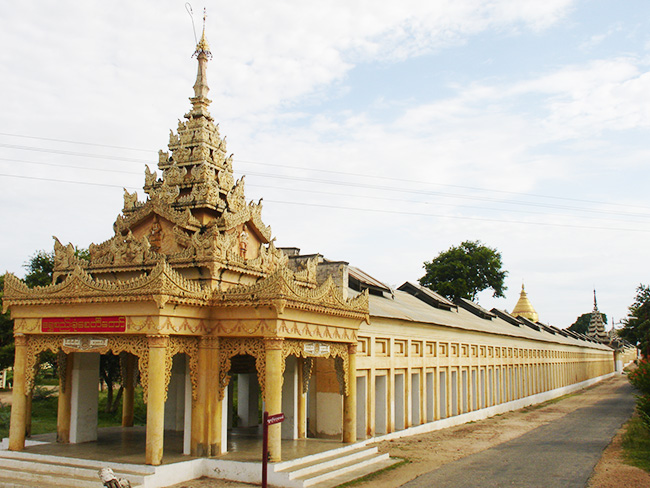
[{"x1": 1, "y1": 26, "x2": 635, "y2": 478}]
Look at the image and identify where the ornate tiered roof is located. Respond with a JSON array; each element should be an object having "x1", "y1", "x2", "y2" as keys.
[
  {"x1": 50, "y1": 27, "x2": 284, "y2": 289},
  {"x1": 3, "y1": 27, "x2": 369, "y2": 324},
  {"x1": 511, "y1": 283, "x2": 539, "y2": 323}
]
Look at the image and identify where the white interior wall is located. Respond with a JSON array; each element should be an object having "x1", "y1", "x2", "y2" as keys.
[
  {"x1": 281, "y1": 356, "x2": 298, "y2": 439},
  {"x1": 164, "y1": 354, "x2": 186, "y2": 431}
]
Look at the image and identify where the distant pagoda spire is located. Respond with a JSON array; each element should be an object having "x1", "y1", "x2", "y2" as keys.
[
  {"x1": 587, "y1": 290, "x2": 608, "y2": 342},
  {"x1": 511, "y1": 283, "x2": 539, "y2": 322}
]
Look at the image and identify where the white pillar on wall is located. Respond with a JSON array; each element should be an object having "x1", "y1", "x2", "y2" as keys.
[
  {"x1": 411, "y1": 373, "x2": 420, "y2": 425},
  {"x1": 439, "y1": 371, "x2": 447, "y2": 419},
  {"x1": 450, "y1": 370, "x2": 458, "y2": 416},
  {"x1": 69, "y1": 353, "x2": 100, "y2": 444},
  {"x1": 356, "y1": 376, "x2": 367, "y2": 439},
  {"x1": 394, "y1": 374, "x2": 405, "y2": 430},
  {"x1": 183, "y1": 366, "x2": 192, "y2": 455},
  {"x1": 375, "y1": 375, "x2": 387, "y2": 435},
  {"x1": 426, "y1": 372, "x2": 434, "y2": 422}
]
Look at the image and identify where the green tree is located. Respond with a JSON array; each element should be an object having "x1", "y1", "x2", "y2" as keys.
[
  {"x1": 569, "y1": 312, "x2": 608, "y2": 335},
  {"x1": 0, "y1": 275, "x2": 15, "y2": 371},
  {"x1": 419, "y1": 240, "x2": 507, "y2": 302},
  {"x1": 620, "y1": 284, "x2": 650, "y2": 358},
  {"x1": 23, "y1": 250, "x2": 55, "y2": 287}
]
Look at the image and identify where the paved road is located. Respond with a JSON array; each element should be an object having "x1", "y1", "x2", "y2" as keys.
[{"x1": 401, "y1": 381, "x2": 635, "y2": 488}]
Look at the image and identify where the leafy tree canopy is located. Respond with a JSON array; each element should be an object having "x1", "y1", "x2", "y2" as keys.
[
  {"x1": 620, "y1": 284, "x2": 650, "y2": 358},
  {"x1": 419, "y1": 240, "x2": 507, "y2": 302},
  {"x1": 1, "y1": 249, "x2": 87, "y2": 372},
  {"x1": 23, "y1": 250, "x2": 55, "y2": 288},
  {"x1": 568, "y1": 312, "x2": 608, "y2": 335}
]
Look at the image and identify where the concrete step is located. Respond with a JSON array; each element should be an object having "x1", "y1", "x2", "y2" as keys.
[
  {"x1": 309, "y1": 457, "x2": 400, "y2": 488},
  {"x1": 0, "y1": 450, "x2": 151, "y2": 488},
  {"x1": 274, "y1": 444, "x2": 398, "y2": 488},
  {"x1": 280, "y1": 445, "x2": 379, "y2": 480}
]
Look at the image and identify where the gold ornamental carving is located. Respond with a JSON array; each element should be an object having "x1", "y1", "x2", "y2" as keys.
[
  {"x1": 23, "y1": 335, "x2": 149, "y2": 396},
  {"x1": 166, "y1": 336, "x2": 199, "y2": 402},
  {"x1": 218, "y1": 337, "x2": 266, "y2": 401},
  {"x1": 282, "y1": 339, "x2": 350, "y2": 396}
]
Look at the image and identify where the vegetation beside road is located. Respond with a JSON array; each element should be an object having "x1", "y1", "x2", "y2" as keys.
[{"x1": 622, "y1": 415, "x2": 650, "y2": 472}]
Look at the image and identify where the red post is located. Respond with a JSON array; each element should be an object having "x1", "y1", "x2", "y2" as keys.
[
  {"x1": 262, "y1": 411, "x2": 284, "y2": 487},
  {"x1": 262, "y1": 411, "x2": 269, "y2": 488}
]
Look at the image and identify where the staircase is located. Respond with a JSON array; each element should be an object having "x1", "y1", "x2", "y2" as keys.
[
  {"x1": 0, "y1": 442, "x2": 398, "y2": 488},
  {"x1": 272, "y1": 443, "x2": 399, "y2": 488},
  {"x1": 0, "y1": 450, "x2": 154, "y2": 488}
]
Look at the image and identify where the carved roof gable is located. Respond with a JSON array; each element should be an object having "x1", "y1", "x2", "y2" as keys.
[
  {"x1": 4, "y1": 260, "x2": 208, "y2": 311},
  {"x1": 214, "y1": 267, "x2": 369, "y2": 319}
]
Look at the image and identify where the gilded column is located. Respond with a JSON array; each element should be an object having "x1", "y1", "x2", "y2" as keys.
[
  {"x1": 297, "y1": 357, "x2": 306, "y2": 439},
  {"x1": 191, "y1": 337, "x2": 210, "y2": 456},
  {"x1": 265, "y1": 337, "x2": 284, "y2": 462},
  {"x1": 9, "y1": 334, "x2": 28, "y2": 451},
  {"x1": 146, "y1": 334, "x2": 169, "y2": 466},
  {"x1": 206, "y1": 337, "x2": 222, "y2": 456},
  {"x1": 343, "y1": 343, "x2": 357, "y2": 443},
  {"x1": 57, "y1": 353, "x2": 74, "y2": 443},
  {"x1": 122, "y1": 354, "x2": 136, "y2": 427}
]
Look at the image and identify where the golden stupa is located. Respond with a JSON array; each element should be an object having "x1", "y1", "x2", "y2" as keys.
[{"x1": 511, "y1": 283, "x2": 539, "y2": 322}]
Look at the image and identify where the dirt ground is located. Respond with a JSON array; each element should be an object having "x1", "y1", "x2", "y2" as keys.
[
  {"x1": 167, "y1": 374, "x2": 649, "y2": 488},
  {"x1": 587, "y1": 415, "x2": 650, "y2": 488}
]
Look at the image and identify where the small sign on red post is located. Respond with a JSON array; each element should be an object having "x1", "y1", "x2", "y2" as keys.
[
  {"x1": 262, "y1": 411, "x2": 284, "y2": 488},
  {"x1": 266, "y1": 413, "x2": 285, "y2": 425}
]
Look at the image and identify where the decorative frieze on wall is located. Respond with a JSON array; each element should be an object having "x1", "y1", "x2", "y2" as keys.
[
  {"x1": 23, "y1": 334, "x2": 150, "y2": 397},
  {"x1": 282, "y1": 339, "x2": 350, "y2": 395}
]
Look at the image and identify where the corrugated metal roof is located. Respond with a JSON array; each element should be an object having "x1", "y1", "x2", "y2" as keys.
[
  {"x1": 350, "y1": 288, "x2": 612, "y2": 351},
  {"x1": 397, "y1": 282, "x2": 456, "y2": 310},
  {"x1": 348, "y1": 266, "x2": 391, "y2": 292}
]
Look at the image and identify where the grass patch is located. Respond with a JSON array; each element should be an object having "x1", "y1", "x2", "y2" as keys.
[
  {"x1": 0, "y1": 386, "x2": 146, "y2": 440},
  {"x1": 336, "y1": 458, "x2": 409, "y2": 487},
  {"x1": 622, "y1": 415, "x2": 650, "y2": 472}
]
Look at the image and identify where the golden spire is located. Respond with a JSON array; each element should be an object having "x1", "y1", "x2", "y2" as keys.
[
  {"x1": 193, "y1": 8, "x2": 211, "y2": 58},
  {"x1": 189, "y1": 8, "x2": 212, "y2": 119},
  {"x1": 511, "y1": 283, "x2": 539, "y2": 322}
]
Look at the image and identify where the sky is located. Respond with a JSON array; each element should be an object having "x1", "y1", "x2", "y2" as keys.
[{"x1": 1, "y1": 0, "x2": 649, "y2": 329}]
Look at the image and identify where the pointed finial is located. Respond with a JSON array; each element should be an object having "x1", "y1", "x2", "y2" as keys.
[
  {"x1": 188, "y1": 7, "x2": 212, "y2": 119},
  {"x1": 593, "y1": 289, "x2": 598, "y2": 309},
  {"x1": 193, "y1": 7, "x2": 212, "y2": 58}
]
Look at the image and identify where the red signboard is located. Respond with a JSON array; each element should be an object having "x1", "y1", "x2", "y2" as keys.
[
  {"x1": 266, "y1": 413, "x2": 285, "y2": 426},
  {"x1": 41, "y1": 316, "x2": 127, "y2": 333}
]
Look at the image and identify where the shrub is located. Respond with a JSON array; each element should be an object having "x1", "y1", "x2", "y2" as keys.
[
  {"x1": 637, "y1": 395, "x2": 650, "y2": 430},
  {"x1": 628, "y1": 360, "x2": 650, "y2": 396}
]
